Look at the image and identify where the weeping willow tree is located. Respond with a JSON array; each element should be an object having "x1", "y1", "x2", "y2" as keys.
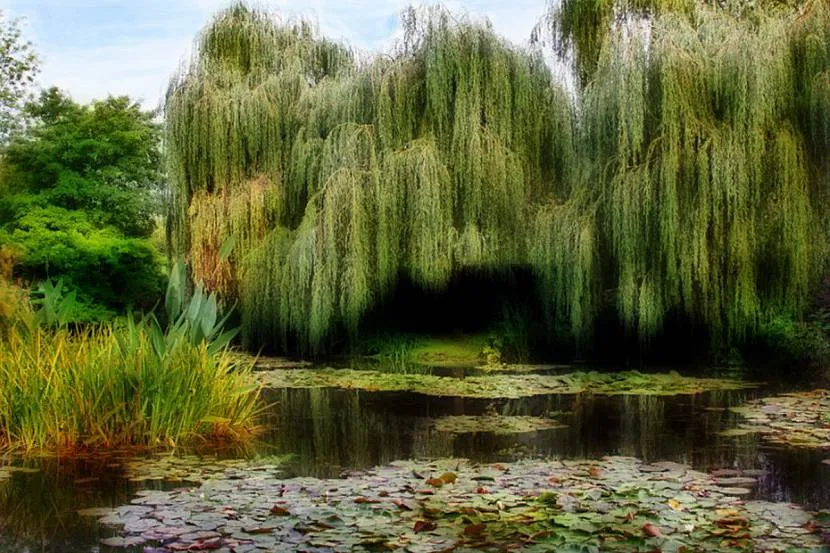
[
  {"x1": 168, "y1": 1, "x2": 829, "y2": 357},
  {"x1": 168, "y1": 4, "x2": 574, "y2": 355},
  {"x1": 543, "y1": 0, "x2": 830, "y2": 347}
]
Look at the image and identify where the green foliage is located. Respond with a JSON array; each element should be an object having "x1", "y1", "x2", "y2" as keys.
[
  {"x1": 0, "y1": 89, "x2": 165, "y2": 315},
  {"x1": 565, "y1": 2, "x2": 828, "y2": 350},
  {"x1": 0, "y1": 264, "x2": 259, "y2": 453},
  {"x1": 170, "y1": 1, "x2": 830, "y2": 359},
  {"x1": 749, "y1": 313, "x2": 830, "y2": 368},
  {"x1": 31, "y1": 279, "x2": 111, "y2": 326},
  {"x1": 169, "y1": 3, "x2": 572, "y2": 355},
  {"x1": 0, "y1": 10, "x2": 39, "y2": 142}
]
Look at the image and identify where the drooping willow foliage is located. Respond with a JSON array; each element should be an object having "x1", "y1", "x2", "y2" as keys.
[
  {"x1": 168, "y1": 1, "x2": 830, "y2": 356},
  {"x1": 544, "y1": 0, "x2": 830, "y2": 347},
  {"x1": 168, "y1": 4, "x2": 572, "y2": 355}
]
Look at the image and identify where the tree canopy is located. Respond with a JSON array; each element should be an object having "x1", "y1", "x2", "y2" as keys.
[
  {"x1": 0, "y1": 10, "x2": 38, "y2": 142},
  {"x1": 0, "y1": 89, "x2": 164, "y2": 318},
  {"x1": 167, "y1": 2, "x2": 829, "y2": 358}
]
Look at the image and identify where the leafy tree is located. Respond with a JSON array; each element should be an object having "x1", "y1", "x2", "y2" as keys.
[
  {"x1": 0, "y1": 89, "x2": 165, "y2": 318},
  {"x1": 0, "y1": 10, "x2": 39, "y2": 142}
]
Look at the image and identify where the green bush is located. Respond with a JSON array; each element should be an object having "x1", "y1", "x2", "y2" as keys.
[
  {"x1": 749, "y1": 313, "x2": 830, "y2": 369},
  {"x1": 0, "y1": 88, "x2": 165, "y2": 318},
  {"x1": 0, "y1": 205, "x2": 164, "y2": 313}
]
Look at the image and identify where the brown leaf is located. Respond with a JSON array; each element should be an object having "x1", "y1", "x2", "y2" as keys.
[
  {"x1": 413, "y1": 520, "x2": 437, "y2": 533},
  {"x1": 642, "y1": 523, "x2": 662, "y2": 537},
  {"x1": 464, "y1": 523, "x2": 486, "y2": 536},
  {"x1": 715, "y1": 516, "x2": 749, "y2": 529},
  {"x1": 169, "y1": 538, "x2": 223, "y2": 551},
  {"x1": 353, "y1": 496, "x2": 379, "y2": 504},
  {"x1": 426, "y1": 477, "x2": 445, "y2": 488},
  {"x1": 270, "y1": 505, "x2": 290, "y2": 516},
  {"x1": 244, "y1": 527, "x2": 275, "y2": 534},
  {"x1": 392, "y1": 498, "x2": 414, "y2": 511}
]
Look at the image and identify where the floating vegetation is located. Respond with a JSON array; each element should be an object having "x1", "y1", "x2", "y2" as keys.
[
  {"x1": 121, "y1": 453, "x2": 292, "y2": 484},
  {"x1": 432, "y1": 415, "x2": 566, "y2": 435},
  {"x1": 729, "y1": 390, "x2": 830, "y2": 449},
  {"x1": 473, "y1": 363, "x2": 572, "y2": 374},
  {"x1": 167, "y1": 1, "x2": 830, "y2": 357},
  {"x1": 230, "y1": 353, "x2": 313, "y2": 371},
  {"x1": 259, "y1": 369, "x2": 757, "y2": 399},
  {"x1": 89, "y1": 456, "x2": 828, "y2": 551}
]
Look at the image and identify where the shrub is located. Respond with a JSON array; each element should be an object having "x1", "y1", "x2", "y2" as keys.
[{"x1": 749, "y1": 313, "x2": 830, "y2": 369}]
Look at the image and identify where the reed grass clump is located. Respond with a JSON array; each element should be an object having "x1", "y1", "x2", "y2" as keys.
[
  {"x1": 0, "y1": 267, "x2": 260, "y2": 454},
  {"x1": 0, "y1": 325, "x2": 257, "y2": 452}
]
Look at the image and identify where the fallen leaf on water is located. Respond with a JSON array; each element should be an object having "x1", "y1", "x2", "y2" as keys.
[
  {"x1": 715, "y1": 516, "x2": 749, "y2": 529},
  {"x1": 270, "y1": 505, "x2": 290, "y2": 516},
  {"x1": 353, "y1": 496, "x2": 379, "y2": 504},
  {"x1": 464, "y1": 523, "x2": 486, "y2": 536},
  {"x1": 413, "y1": 520, "x2": 437, "y2": 533},
  {"x1": 588, "y1": 466, "x2": 604, "y2": 478},
  {"x1": 392, "y1": 498, "x2": 414, "y2": 510},
  {"x1": 169, "y1": 537, "x2": 223, "y2": 551},
  {"x1": 642, "y1": 523, "x2": 662, "y2": 537}
]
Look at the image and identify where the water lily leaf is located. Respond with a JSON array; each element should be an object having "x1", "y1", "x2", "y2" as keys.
[
  {"x1": 413, "y1": 520, "x2": 437, "y2": 533},
  {"x1": 642, "y1": 523, "x2": 661, "y2": 537}
]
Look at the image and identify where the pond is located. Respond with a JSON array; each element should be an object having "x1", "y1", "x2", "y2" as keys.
[{"x1": 1, "y1": 362, "x2": 830, "y2": 552}]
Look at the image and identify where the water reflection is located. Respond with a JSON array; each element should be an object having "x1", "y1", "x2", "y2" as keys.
[
  {"x1": 2, "y1": 384, "x2": 830, "y2": 552},
  {"x1": 258, "y1": 386, "x2": 830, "y2": 508}
]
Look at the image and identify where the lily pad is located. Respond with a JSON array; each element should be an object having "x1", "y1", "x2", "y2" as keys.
[
  {"x1": 432, "y1": 415, "x2": 566, "y2": 435},
  {"x1": 729, "y1": 390, "x2": 830, "y2": 449},
  {"x1": 259, "y1": 369, "x2": 757, "y2": 399},
  {"x1": 93, "y1": 456, "x2": 825, "y2": 552}
]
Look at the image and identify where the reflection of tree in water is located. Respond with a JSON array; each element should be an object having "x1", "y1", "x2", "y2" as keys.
[
  {"x1": 264, "y1": 388, "x2": 419, "y2": 477},
  {"x1": 258, "y1": 387, "x2": 828, "y2": 508},
  {"x1": 0, "y1": 460, "x2": 137, "y2": 553},
  {"x1": 619, "y1": 394, "x2": 665, "y2": 459}
]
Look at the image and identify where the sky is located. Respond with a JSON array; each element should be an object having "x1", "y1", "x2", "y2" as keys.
[{"x1": 1, "y1": 0, "x2": 550, "y2": 109}]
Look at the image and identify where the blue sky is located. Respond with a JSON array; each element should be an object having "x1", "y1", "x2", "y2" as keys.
[{"x1": 1, "y1": 0, "x2": 550, "y2": 109}]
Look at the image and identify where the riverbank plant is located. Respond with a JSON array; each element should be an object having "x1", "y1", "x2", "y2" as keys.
[{"x1": 0, "y1": 266, "x2": 259, "y2": 454}]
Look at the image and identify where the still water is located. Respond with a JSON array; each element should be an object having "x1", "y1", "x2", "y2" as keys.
[{"x1": 1, "y1": 366, "x2": 829, "y2": 552}]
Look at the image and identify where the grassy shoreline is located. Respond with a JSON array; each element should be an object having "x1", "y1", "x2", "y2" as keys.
[
  {"x1": 0, "y1": 323, "x2": 261, "y2": 454},
  {"x1": 0, "y1": 266, "x2": 261, "y2": 455}
]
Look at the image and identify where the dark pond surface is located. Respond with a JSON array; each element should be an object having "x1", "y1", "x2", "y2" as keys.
[{"x1": 2, "y1": 364, "x2": 830, "y2": 552}]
